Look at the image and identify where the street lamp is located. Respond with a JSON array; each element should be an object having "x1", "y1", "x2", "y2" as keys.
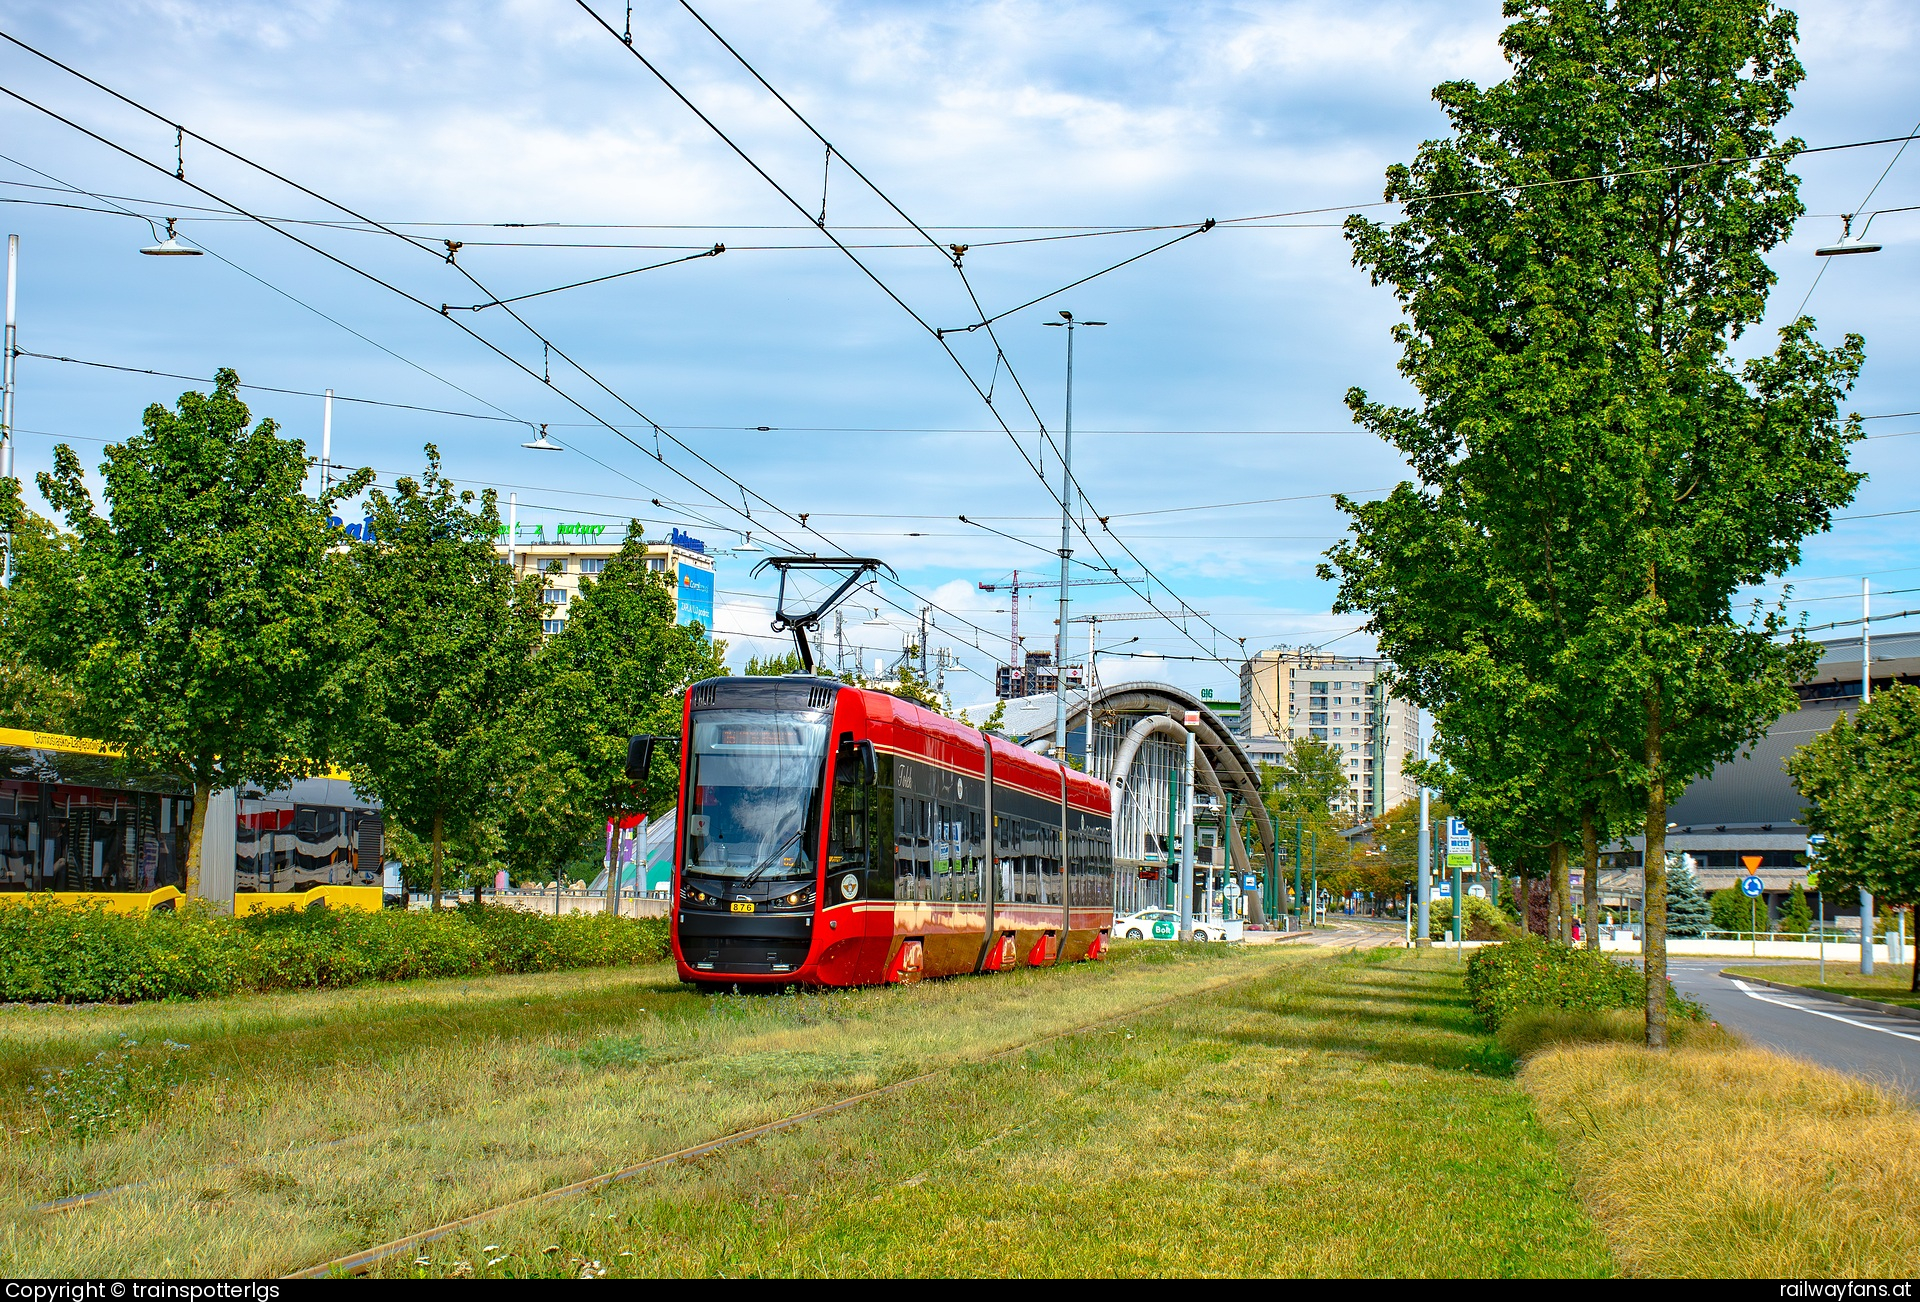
[
  {"x1": 1816, "y1": 213, "x2": 1882, "y2": 257},
  {"x1": 734, "y1": 530, "x2": 764, "y2": 553},
  {"x1": 521, "y1": 423, "x2": 563, "y2": 451},
  {"x1": 139, "y1": 218, "x2": 203, "y2": 256},
  {"x1": 1041, "y1": 310, "x2": 1106, "y2": 762}
]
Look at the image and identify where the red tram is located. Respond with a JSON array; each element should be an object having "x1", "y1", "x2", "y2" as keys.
[{"x1": 666, "y1": 675, "x2": 1114, "y2": 988}]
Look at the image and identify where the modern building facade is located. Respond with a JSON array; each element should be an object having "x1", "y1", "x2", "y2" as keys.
[
  {"x1": 1236, "y1": 647, "x2": 1418, "y2": 819},
  {"x1": 1595, "y1": 630, "x2": 1919, "y2": 925},
  {"x1": 499, "y1": 523, "x2": 716, "y2": 636},
  {"x1": 0, "y1": 728, "x2": 386, "y2": 905}
]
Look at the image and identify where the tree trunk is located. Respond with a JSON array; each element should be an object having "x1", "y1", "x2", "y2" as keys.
[
  {"x1": 430, "y1": 808, "x2": 445, "y2": 911},
  {"x1": 1644, "y1": 687, "x2": 1669, "y2": 1050},
  {"x1": 1548, "y1": 840, "x2": 1569, "y2": 943},
  {"x1": 1582, "y1": 805, "x2": 1601, "y2": 951},
  {"x1": 1911, "y1": 906, "x2": 1917, "y2": 994},
  {"x1": 184, "y1": 779, "x2": 212, "y2": 901}
]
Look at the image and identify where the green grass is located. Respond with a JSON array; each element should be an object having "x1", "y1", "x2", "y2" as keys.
[
  {"x1": 1721, "y1": 962, "x2": 1920, "y2": 1009},
  {"x1": 365, "y1": 949, "x2": 1610, "y2": 1279},
  {"x1": 2, "y1": 944, "x2": 1625, "y2": 1277}
]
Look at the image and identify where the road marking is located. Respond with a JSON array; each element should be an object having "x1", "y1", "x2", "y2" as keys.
[{"x1": 1731, "y1": 980, "x2": 1920, "y2": 1045}]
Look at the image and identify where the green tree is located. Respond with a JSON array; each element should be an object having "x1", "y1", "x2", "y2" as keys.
[
  {"x1": 1780, "y1": 881, "x2": 1813, "y2": 936},
  {"x1": 1666, "y1": 855, "x2": 1712, "y2": 938},
  {"x1": 1262, "y1": 735, "x2": 1356, "y2": 893},
  {"x1": 0, "y1": 371, "x2": 370, "y2": 895},
  {"x1": 334, "y1": 447, "x2": 543, "y2": 910},
  {"x1": 884, "y1": 664, "x2": 946, "y2": 715},
  {"x1": 1786, "y1": 682, "x2": 1920, "y2": 990},
  {"x1": 745, "y1": 651, "x2": 805, "y2": 675},
  {"x1": 1371, "y1": 796, "x2": 1450, "y2": 884},
  {"x1": 1324, "y1": 0, "x2": 1864, "y2": 1045},
  {"x1": 506, "y1": 526, "x2": 724, "y2": 887},
  {"x1": 1710, "y1": 884, "x2": 1760, "y2": 936},
  {"x1": 384, "y1": 821, "x2": 434, "y2": 907}
]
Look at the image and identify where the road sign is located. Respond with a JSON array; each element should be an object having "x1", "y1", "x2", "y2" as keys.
[
  {"x1": 1183, "y1": 709, "x2": 1200, "y2": 728},
  {"x1": 1741, "y1": 854, "x2": 1763, "y2": 871},
  {"x1": 1446, "y1": 817, "x2": 1474, "y2": 869},
  {"x1": 1740, "y1": 875, "x2": 1764, "y2": 898}
]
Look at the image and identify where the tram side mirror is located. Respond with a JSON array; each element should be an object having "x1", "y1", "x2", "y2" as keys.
[
  {"x1": 836, "y1": 735, "x2": 877, "y2": 785},
  {"x1": 625, "y1": 735, "x2": 656, "y2": 780}
]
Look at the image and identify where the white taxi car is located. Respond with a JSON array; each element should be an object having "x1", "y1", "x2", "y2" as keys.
[{"x1": 1113, "y1": 908, "x2": 1230, "y2": 941}]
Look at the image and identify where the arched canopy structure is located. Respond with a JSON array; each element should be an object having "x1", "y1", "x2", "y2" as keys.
[{"x1": 1002, "y1": 680, "x2": 1277, "y2": 875}]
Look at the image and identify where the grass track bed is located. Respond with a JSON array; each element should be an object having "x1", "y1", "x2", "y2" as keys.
[
  {"x1": 358, "y1": 951, "x2": 1608, "y2": 1279},
  {"x1": 3, "y1": 944, "x2": 1272, "y2": 1275}
]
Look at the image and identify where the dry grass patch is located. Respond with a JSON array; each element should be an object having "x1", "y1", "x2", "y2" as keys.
[{"x1": 1522, "y1": 1041, "x2": 1920, "y2": 1277}]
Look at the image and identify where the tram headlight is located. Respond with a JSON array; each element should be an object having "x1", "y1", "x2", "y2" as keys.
[
  {"x1": 786, "y1": 892, "x2": 802, "y2": 907},
  {"x1": 839, "y1": 873, "x2": 859, "y2": 901}
]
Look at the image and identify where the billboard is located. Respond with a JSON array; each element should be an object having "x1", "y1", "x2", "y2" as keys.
[
  {"x1": 1446, "y1": 816, "x2": 1474, "y2": 869},
  {"x1": 676, "y1": 561, "x2": 715, "y2": 630}
]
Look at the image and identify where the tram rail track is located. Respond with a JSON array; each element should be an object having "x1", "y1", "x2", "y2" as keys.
[{"x1": 285, "y1": 963, "x2": 1278, "y2": 1279}]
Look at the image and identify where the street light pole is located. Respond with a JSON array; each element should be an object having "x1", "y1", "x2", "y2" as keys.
[
  {"x1": 320, "y1": 388, "x2": 333, "y2": 498},
  {"x1": 1862, "y1": 579, "x2": 1876, "y2": 976},
  {"x1": 1043, "y1": 311, "x2": 1104, "y2": 765},
  {"x1": 2, "y1": 234, "x2": 16, "y2": 588},
  {"x1": 1416, "y1": 711, "x2": 1432, "y2": 948},
  {"x1": 1180, "y1": 708, "x2": 1198, "y2": 942},
  {"x1": 1293, "y1": 817, "x2": 1303, "y2": 926}
]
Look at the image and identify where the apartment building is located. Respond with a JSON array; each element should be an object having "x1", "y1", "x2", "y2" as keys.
[
  {"x1": 498, "y1": 523, "x2": 715, "y2": 635},
  {"x1": 1237, "y1": 647, "x2": 1417, "y2": 820}
]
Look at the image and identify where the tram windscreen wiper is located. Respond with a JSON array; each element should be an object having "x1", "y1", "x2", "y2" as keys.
[{"x1": 740, "y1": 827, "x2": 806, "y2": 887}]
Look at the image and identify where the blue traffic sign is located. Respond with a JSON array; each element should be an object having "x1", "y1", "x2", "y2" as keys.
[{"x1": 1740, "y1": 875, "x2": 1764, "y2": 898}]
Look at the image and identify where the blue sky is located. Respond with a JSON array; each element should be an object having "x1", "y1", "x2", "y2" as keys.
[{"x1": 0, "y1": 0, "x2": 1914, "y2": 706}]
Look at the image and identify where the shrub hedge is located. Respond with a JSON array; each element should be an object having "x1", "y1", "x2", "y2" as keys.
[
  {"x1": 1417, "y1": 894, "x2": 1520, "y2": 942},
  {"x1": 0, "y1": 898, "x2": 670, "y2": 1003},
  {"x1": 1463, "y1": 935, "x2": 1702, "y2": 1031}
]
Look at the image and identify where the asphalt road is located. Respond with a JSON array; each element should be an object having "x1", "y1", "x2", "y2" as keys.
[{"x1": 1665, "y1": 959, "x2": 1920, "y2": 1103}]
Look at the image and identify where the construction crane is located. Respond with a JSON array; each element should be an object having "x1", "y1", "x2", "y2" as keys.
[{"x1": 977, "y1": 571, "x2": 1136, "y2": 675}]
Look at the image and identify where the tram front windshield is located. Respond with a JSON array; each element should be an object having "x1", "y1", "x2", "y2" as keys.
[{"x1": 683, "y1": 711, "x2": 828, "y2": 882}]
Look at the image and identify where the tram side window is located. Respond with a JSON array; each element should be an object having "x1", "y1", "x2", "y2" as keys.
[
  {"x1": 895, "y1": 795, "x2": 914, "y2": 901},
  {"x1": 895, "y1": 797, "x2": 932, "y2": 902},
  {"x1": 862, "y1": 757, "x2": 895, "y2": 900},
  {"x1": 1011, "y1": 818, "x2": 1030, "y2": 904},
  {"x1": 920, "y1": 799, "x2": 936, "y2": 900},
  {"x1": 1006, "y1": 814, "x2": 1021, "y2": 906},
  {"x1": 829, "y1": 768, "x2": 867, "y2": 874},
  {"x1": 966, "y1": 809, "x2": 985, "y2": 903}
]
